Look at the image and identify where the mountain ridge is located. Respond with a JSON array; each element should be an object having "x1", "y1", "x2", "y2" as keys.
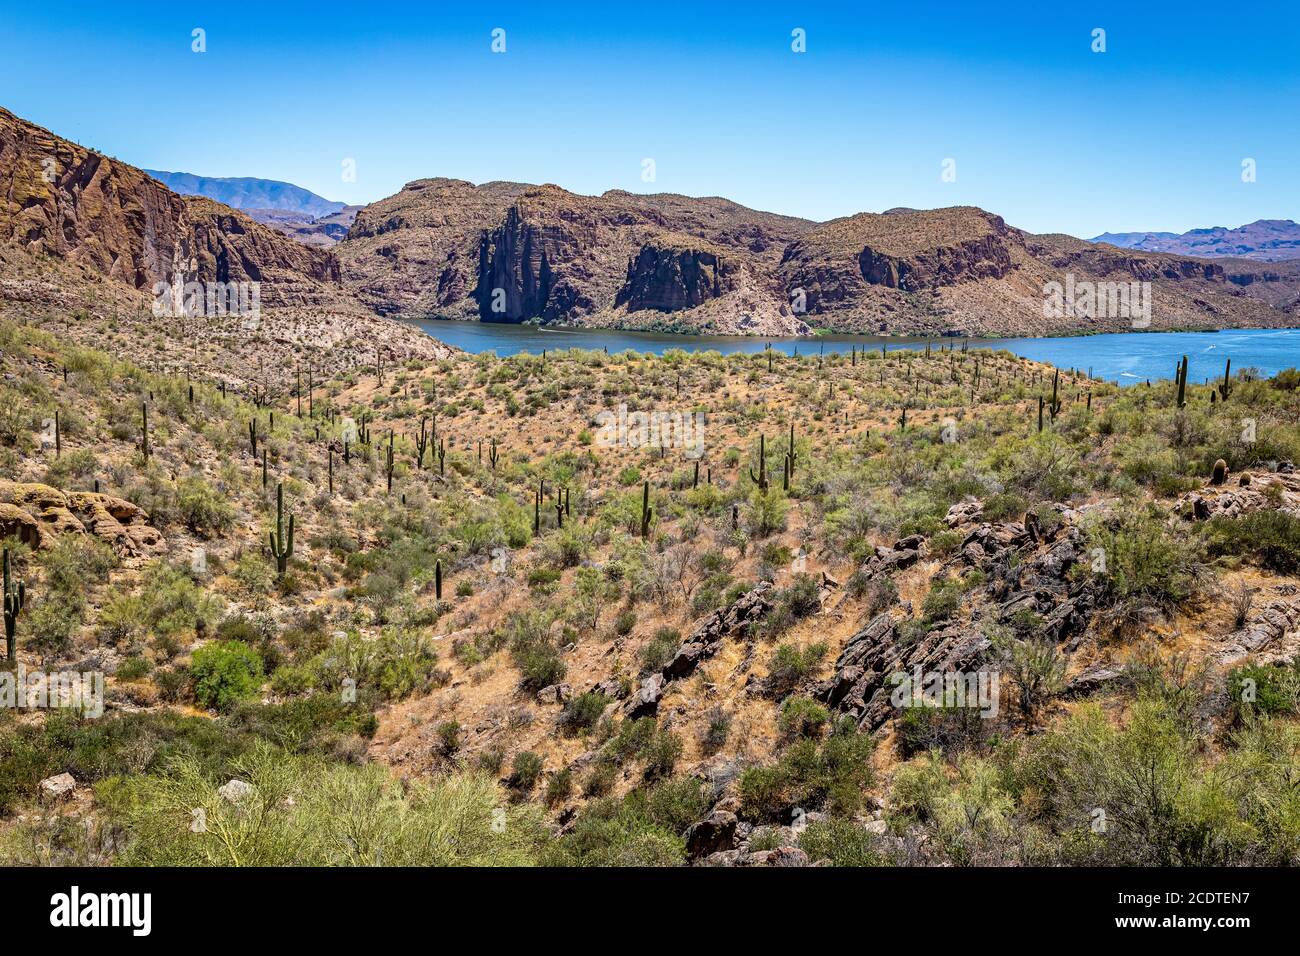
[
  {"x1": 1091, "y1": 219, "x2": 1300, "y2": 262},
  {"x1": 142, "y1": 169, "x2": 346, "y2": 218}
]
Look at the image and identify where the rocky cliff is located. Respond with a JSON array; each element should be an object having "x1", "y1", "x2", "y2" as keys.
[
  {"x1": 338, "y1": 179, "x2": 812, "y2": 334},
  {"x1": 615, "y1": 236, "x2": 731, "y2": 312},
  {"x1": 0, "y1": 106, "x2": 341, "y2": 308},
  {"x1": 338, "y1": 183, "x2": 1300, "y2": 336}
]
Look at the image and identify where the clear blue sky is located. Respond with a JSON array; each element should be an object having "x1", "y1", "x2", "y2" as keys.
[{"x1": 3, "y1": 1, "x2": 1297, "y2": 237}]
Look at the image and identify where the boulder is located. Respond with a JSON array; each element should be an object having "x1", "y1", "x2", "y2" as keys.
[
  {"x1": 685, "y1": 810, "x2": 738, "y2": 858},
  {"x1": 0, "y1": 481, "x2": 166, "y2": 556},
  {"x1": 624, "y1": 673, "x2": 664, "y2": 719},
  {"x1": 536, "y1": 683, "x2": 573, "y2": 705},
  {"x1": 1065, "y1": 661, "x2": 1127, "y2": 697},
  {"x1": 218, "y1": 779, "x2": 256, "y2": 804},
  {"x1": 38, "y1": 772, "x2": 77, "y2": 802}
]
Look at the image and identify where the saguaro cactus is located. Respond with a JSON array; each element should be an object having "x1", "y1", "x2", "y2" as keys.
[
  {"x1": 1175, "y1": 355, "x2": 1189, "y2": 409},
  {"x1": 248, "y1": 418, "x2": 258, "y2": 457},
  {"x1": 749, "y1": 434, "x2": 769, "y2": 491},
  {"x1": 640, "y1": 481, "x2": 654, "y2": 539},
  {"x1": 3, "y1": 548, "x2": 25, "y2": 662},
  {"x1": 416, "y1": 417, "x2": 430, "y2": 469},
  {"x1": 269, "y1": 483, "x2": 294, "y2": 576},
  {"x1": 1218, "y1": 359, "x2": 1233, "y2": 402}
]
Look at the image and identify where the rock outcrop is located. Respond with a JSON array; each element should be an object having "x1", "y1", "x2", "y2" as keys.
[
  {"x1": 0, "y1": 107, "x2": 342, "y2": 309},
  {"x1": 624, "y1": 582, "x2": 775, "y2": 718},
  {"x1": 0, "y1": 482, "x2": 165, "y2": 556},
  {"x1": 1176, "y1": 470, "x2": 1300, "y2": 522},
  {"x1": 614, "y1": 237, "x2": 731, "y2": 312}
]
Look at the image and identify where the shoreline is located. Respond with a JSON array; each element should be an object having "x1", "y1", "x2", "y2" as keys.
[{"x1": 406, "y1": 316, "x2": 1299, "y2": 345}]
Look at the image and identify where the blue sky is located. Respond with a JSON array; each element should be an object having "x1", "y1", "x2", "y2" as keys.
[{"x1": 2, "y1": 1, "x2": 1297, "y2": 237}]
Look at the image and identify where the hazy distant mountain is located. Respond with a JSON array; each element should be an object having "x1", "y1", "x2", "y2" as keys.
[
  {"x1": 143, "y1": 170, "x2": 346, "y2": 219},
  {"x1": 1092, "y1": 220, "x2": 1300, "y2": 262}
]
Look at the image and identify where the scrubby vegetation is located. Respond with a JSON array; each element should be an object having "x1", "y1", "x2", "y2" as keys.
[{"x1": 3, "y1": 315, "x2": 1300, "y2": 867}]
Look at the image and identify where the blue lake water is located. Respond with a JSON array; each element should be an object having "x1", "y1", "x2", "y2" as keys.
[{"x1": 408, "y1": 320, "x2": 1300, "y2": 385}]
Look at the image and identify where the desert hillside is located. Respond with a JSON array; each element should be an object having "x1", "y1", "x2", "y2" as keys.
[
  {"x1": 336, "y1": 176, "x2": 1300, "y2": 336},
  {"x1": 6, "y1": 103, "x2": 1300, "y2": 341},
  {"x1": 3, "y1": 309, "x2": 1300, "y2": 866}
]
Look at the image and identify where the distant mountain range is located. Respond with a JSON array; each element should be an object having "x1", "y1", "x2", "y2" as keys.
[
  {"x1": 143, "y1": 170, "x2": 358, "y2": 247},
  {"x1": 1092, "y1": 220, "x2": 1300, "y2": 262},
  {"x1": 143, "y1": 170, "x2": 345, "y2": 218}
]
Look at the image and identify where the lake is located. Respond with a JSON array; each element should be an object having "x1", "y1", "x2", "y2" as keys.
[{"x1": 407, "y1": 320, "x2": 1300, "y2": 385}]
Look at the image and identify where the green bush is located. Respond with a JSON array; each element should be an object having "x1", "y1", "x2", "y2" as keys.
[
  {"x1": 1208, "y1": 511, "x2": 1300, "y2": 574},
  {"x1": 559, "y1": 692, "x2": 608, "y2": 736},
  {"x1": 190, "y1": 641, "x2": 264, "y2": 712},
  {"x1": 639, "y1": 627, "x2": 679, "y2": 674},
  {"x1": 739, "y1": 719, "x2": 874, "y2": 821},
  {"x1": 799, "y1": 819, "x2": 888, "y2": 866},
  {"x1": 176, "y1": 477, "x2": 235, "y2": 536},
  {"x1": 778, "y1": 696, "x2": 830, "y2": 738},
  {"x1": 510, "y1": 751, "x2": 543, "y2": 791},
  {"x1": 103, "y1": 745, "x2": 546, "y2": 866}
]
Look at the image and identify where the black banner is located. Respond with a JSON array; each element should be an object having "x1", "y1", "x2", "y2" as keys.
[{"x1": 2, "y1": 866, "x2": 1287, "y2": 943}]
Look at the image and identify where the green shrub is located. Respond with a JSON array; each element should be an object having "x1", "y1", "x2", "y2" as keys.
[
  {"x1": 510, "y1": 751, "x2": 543, "y2": 791},
  {"x1": 176, "y1": 477, "x2": 235, "y2": 536},
  {"x1": 1227, "y1": 662, "x2": 1300, "y2": 720},
  {"x1": 1208, "y1": 511, "x2": 1300, "y2": 574},
  {"x1": 103, "y1": 745, "x2": 546, "y2": 866},
  {"x1": 545, "y1": 767, "x2": 573, "y2": 807},
  {"x1": 799, "y1": 819, "x2": 888, "y2": 866},
  {"x1": 639, "y1": 627, "x2": 679, "y2": 674},
  {"x1": 559, "y1": 692, "x2": 608, "y2": 736},
  {"x1": 778, "y1": 696, "x2": 830, "y2": 739},
  {"x1": 190, "y1": 640, "x2": 263, "y2": 712}
]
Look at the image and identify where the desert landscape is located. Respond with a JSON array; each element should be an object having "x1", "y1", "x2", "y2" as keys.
[
  {"x1": 3, "y1": 95, "x2": 1300, "y2": 869},
  {"x1": 2, "y1": 4, "x2": 1300, "y2": 884}
]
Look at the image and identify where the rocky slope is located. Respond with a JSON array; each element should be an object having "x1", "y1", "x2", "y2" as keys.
[
  {"x1": 339, "y1": 178, "x2": 812, "y2": 334},
  {"x1": 338, "y1": 182, "x2": 1300, "y2": 336},
  {"x1": 0, "y1": 107, "x2": 454, "y2": 386},
  {"x1": 0, "y1": 107, "x2": 342, "y2": 309}
]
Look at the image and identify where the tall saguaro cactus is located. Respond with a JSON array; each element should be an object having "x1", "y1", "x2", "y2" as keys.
[
  {"x1": 1175, "y1": 355, "x2": 1189, "y2": 409},
  {"x1": 749, "y1": 434, "x2": 769, "y2": 491},
  {"x1": 640, "y1": 481, "x2": 654, "y2": 539},
  {"x1": 269, "y1": 483, "x2": 295, "y2": 576},
  {"x1": 1047, "y1": 369, "x2": 1063, "y2": 422},
  {"x1": 4, "y1": 547, "x2": 26, "y2": 661}
]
